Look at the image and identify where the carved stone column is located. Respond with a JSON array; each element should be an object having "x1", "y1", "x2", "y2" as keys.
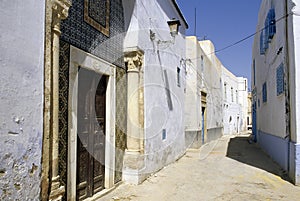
[
  {"x1": 125, "y1": 50, "x2": 144, "y2": 152},
  {"x1": 123, "y1": 50, "x2": 146, "y2": 184},
  {"x1": 49, "y1": 0, "x2": 71, "y2": 200}
]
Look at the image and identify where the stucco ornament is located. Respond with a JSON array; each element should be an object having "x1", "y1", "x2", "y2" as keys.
[
  {"x1": 52, "y1": 0, "x2": 71, "y2": 19},
  {"x1": 125, "y1": 51, "x2": 144, "y2": 71}
]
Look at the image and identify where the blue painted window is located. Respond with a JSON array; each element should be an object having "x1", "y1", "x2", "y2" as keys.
[
  {"x1": 262, "y1": 82, "x2": 267, "y2": 103},
  {"x1": 162, "y1": 129, "x2": 166, "y2": 140},
  {"x1": 264, "y1": 17, "x2": 270, "y2": 48},
  {"x1": 276, "y1": 63, "x2": 284, "y2": 95},
  {"x1": 260, "y1": 32, "x2": 265, "y2": 55},
  {"x1": 260, "y1": 8, "x2": 276, "y2": 55},
  {"x1": 253, "y1": 59, "x2": 256, "y2": 85},
  {"x1": 268, "y1": 8, "x2": 276, "y2": 39}
]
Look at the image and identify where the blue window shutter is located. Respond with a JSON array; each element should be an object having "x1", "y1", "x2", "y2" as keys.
[
  {"x1": 260, "y1": 32, "x2": 265, "y2": 55},
  {"x1": 265, "y1": 14, "x2": 270, "y2": 42},
  {"x1": 269, "y1": 8, "x2": 276, "y2": 39},
  {"x1": 262, "y1": 82, "x2": 267, "y2": 103},
  {"x1": 276, "y1": 63, "x2": 284, "y2": 95}
]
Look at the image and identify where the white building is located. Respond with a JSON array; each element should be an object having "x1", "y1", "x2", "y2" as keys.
[
  {"x1": 222, "y1": 67, "x2": 244, "y2": 135},
  {"x1": 238, "y1": 77, "x2": 249, "y2": 132},
  {"x1": 123, "y1": 0, "x2": 188, "y2": 184},
  {"x1": 252, "y1": 0, "x2": 300, "y2": 185},
  {"x1": 0, "y1": 0, "x2": 189, "y2": 199},
  {"x1": 185, "y1": 37, "x2": 248, "y2": 146},
  {"x1": 185, "y1": 38, "x2": 223, "y2": 148}
]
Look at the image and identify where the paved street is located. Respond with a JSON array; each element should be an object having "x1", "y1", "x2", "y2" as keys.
[{"x1": 98, "y1": 134, "x2": 300, "y2": 201}]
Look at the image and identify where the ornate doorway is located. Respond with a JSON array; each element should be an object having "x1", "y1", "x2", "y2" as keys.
[{"x1": 76, "y1": 67, "x2": 107, "y2": 200}]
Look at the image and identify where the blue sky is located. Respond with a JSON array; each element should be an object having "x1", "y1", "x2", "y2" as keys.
[{"x1": 177, "y1": 0, "x2": 262, "y2": 85}]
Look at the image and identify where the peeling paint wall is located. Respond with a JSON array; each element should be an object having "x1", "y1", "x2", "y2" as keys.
[{"x1": 0, "y1": 1, "x2": 44, "y2": 200}]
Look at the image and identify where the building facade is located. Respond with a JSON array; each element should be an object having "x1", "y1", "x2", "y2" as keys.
[
  {"x1": 252, "y1": 0, "x2": 300, "y2": 185},
  {"x1": 122, "y1": 0, "x2": 188, "y2": 184},
  {"x1": 185, "y1": 38, "x2": 223, "y2": 148},
  {"x1": 222, "y1": 67, "x2": 247, "y2": 135},
  {"x1": 247, "y1": 92, "x2": 253, "y2": 129},
  {"x1": 185, "y1": 37, "x2": 249, "y2": 147},
  {"x1": 238, "y1": 77, "x2": 249, "y2": 132},
  {"x1": 0, "y1": 0, "x2": 188, "y2": 199}
]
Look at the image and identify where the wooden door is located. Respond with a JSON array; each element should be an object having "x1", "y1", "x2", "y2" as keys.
[{"x1": 76, "y1": 67, "x2": 107, "y2": 200}]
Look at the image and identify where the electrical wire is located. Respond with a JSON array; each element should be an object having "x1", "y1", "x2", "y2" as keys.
[{"x1": 188, "y1": 11, "x2": 292, "y2": 60}]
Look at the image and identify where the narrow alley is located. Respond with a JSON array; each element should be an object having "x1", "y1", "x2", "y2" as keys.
[
  {"x1": 2, "y1": 1, "x2": 300, "y2": 200},
  {"x1": 97, "y1": 134, "x2": 300, "y2": 201}
]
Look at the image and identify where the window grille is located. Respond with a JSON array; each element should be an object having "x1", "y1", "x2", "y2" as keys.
[{"x1": 276, "y1": 63, "x2": 284, "y2": 95}]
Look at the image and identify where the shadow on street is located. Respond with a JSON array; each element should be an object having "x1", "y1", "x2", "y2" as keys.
[{"x1": 226, "y1": 135, "x2": 291, "y2": 183}]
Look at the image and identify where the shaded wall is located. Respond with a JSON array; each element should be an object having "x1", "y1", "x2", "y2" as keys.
[{"x1": 0, "y1": 1, "x2": 45, "y2": 200}]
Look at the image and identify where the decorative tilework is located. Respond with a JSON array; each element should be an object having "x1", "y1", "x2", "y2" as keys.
[
  {"x1": 58, "y1": 40, "x2": 70, "y2": 201},
  {"x1": 84, "y1": 0, "x2": 110, "y2": 36},
  {"x1": 277, "y1": 63, "x2": 284, "y2": 96},
  {"x1": 59, "y1": 0, "x2": 127, "y2": 187},
  {"x1": 114, "y1": 67, "x2": 127, "y2": 183},
  {"x1": 61, "y1": 0, "x2": 125, "y2": 67}
]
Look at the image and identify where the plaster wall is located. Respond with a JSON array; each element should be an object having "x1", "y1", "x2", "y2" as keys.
[
  {"x1": 124, "y1": 0, "x2": 187, "y2": 176},
  {"x1": 0, "y1": 1, "x2": 44, "y2": 200}
]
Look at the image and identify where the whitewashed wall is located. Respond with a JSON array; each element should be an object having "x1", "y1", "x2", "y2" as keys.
[
  {"x1": 238, "y1": 77, "x2": 249, "y2": 132},
  {"x1": 252, "y1": 0, "x2": 300, "y2": 184},
  {"x1": 289, "y1": 0, "x2": 300, "y2": 185},
  {"x1": 185, "y1": 38, "x2": 223, "y2": 147},
  {"x1": 0, "y1": 1, "x2": 45, "y2": 200},
  {"x1": 124, "y1": 0, "x2": 187, "y2": 175},
  {"x1": 199, "y1": 41, "x2": 223, "y2": 135},
  {"x1": 252, "y1": 0, "x2": 286, "y2": 138},
  {"x1": 252, "y1": 0, "x2": 288, "y2": 170},
  {"x1": 185, "y1": 37, "x2": 201, "y2": 133},
  {"x1": 289, "y1": 0, "x2": 300, "y2": 144},
  {"x1": 222, "y1": 67, "x2": 242, "y2": 135}
]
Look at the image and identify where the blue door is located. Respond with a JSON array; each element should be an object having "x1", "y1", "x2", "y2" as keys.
[
  {"x1": 252, "y1": 101, "x2": 257, "y2": 142},
  {"x1": 202, "y1": 107, "x2": 205, "y2": 144}
]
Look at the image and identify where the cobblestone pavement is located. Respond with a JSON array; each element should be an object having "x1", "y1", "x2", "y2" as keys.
[{"x1": 97, "y1": 135, "x2": 300, "y2": 201}]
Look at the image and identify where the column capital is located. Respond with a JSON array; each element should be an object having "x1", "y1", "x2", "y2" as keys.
[
  {"x1": 124, "y1": 50, "x2": 144, "y2": 72},
  {"x1": 52, "y1": 0, "x2": 71, "y2": 20},
  {"x1": 51, "y1": 0, "x2": 71, "y2": 34}
]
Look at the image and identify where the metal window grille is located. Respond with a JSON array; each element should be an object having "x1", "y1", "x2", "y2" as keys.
[{"x1": 276, "y1": 63, "x2": 284, "y2": 95}]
